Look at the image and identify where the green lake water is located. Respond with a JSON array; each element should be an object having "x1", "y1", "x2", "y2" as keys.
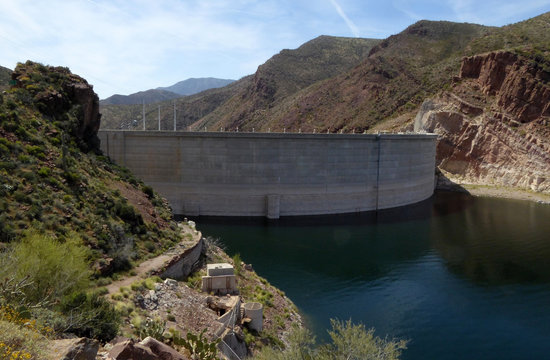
[{"x1": 194, "y1": 191, "x2": 550, "y2": 359}]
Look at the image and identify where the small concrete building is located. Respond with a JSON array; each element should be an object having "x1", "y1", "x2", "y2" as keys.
[{"x1": 202, "y1": 263, "x2": 237, "y2": 295}]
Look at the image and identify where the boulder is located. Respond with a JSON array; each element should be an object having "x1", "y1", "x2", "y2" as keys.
[
  {"x1": 107, "y1": 339, "x2": 156, "y2": 360},
  {"x1": 47, "y1": 337, "x2": 99, "y2": 360},
  {"x1": 140, "y1": 337, "x2": 188, "y2": 360},
  {"x1": 107, "y1": 338, "x2": 188, "y2": 360}
]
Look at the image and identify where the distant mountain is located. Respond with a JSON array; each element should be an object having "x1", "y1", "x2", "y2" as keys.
[
  {"x1": 99, "y1": 36, "x2": 378, "y2": 130},
  {"x1": 192, "y1": 23, "x2": 489, "y2": 132},
  {"x1": 158, "y1": 77, "x2": 235, "y2": 96},
  {"x1": 101, "y1": 89, "x2": 181, "y2": 105},
  {"x1": 100, "y1": 77, "x2": 235, "y2": 106},
  {"x1": 0, "y1": 65, "x2": 12, "y2": 91}
]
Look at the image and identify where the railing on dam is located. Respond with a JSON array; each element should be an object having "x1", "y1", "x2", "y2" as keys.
[{"x1": 98, "y1": 130, "x2": 437, "y2": 218}]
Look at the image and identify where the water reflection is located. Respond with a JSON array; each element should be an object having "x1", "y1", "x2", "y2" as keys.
[
  {"x1": 197, "y1": 191, "x2": 550, "y2": 360},
  {"x1": 430, "y1": 195, "x2": 550, "y2": 285}
]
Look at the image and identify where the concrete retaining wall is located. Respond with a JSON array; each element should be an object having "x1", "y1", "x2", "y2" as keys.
[{"x1": 98, "y1": 131, "x2": 437, "y2": 218}]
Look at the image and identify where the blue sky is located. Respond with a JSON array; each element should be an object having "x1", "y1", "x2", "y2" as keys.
[{"x1": 1, "y1": 0, "x2": 549, "y2": 99}]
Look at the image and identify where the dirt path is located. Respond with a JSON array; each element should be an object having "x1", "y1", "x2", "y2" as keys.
[{"x1": 106, "y1": 223, "x2": 201, "y2": 295}]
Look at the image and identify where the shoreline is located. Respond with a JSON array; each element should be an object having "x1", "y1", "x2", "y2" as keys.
[{"x1": 440, "y1": 183, "x2": 550, "y2": 204}]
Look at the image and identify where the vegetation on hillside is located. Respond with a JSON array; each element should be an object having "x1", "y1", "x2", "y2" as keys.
[
  {"x1": 102, "y1": 12, "x2": 550, "y2": 136},
  {"x1": 100, "y1": 35, "x2": 379, "y2": 131},
  {"x1": 100, "y1": 88, "x2": 182, "y2": 105},
  {"x1": 0, "y1": 66, "x2": 12, "y2": 91},
  {"x1": 0, "y1": 61, "x2": 183, "y2": 349},
  {"x1": 252, "y1": 320, "x2": 407, "y2": 360},
  {"x1": 100, "y1": 76, "x2": 250, "y2": 130},
  {"x1": 194, "y1": 21, "x2": 490, "y2": 133}
]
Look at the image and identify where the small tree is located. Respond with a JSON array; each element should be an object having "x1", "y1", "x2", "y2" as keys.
[
  {"x1": 252, "y1": 319, "x2": 407, "y2": 360},
  {"x1": 0, "y1": 229, "x2": 91, "y2": 304}
]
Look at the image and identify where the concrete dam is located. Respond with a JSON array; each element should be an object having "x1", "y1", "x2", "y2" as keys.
[{"x1": 98, "y1": 131, "x2": 437, "y2": 218}]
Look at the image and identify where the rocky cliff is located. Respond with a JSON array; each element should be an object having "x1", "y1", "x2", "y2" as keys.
[
  {"x1": 11, "y1": 62, "x2": 102, "y2": 151},
  {"x1": 416, "y1": 51, "x2": 550, "y2": 193}
]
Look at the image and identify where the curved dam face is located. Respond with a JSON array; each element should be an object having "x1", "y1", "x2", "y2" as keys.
[{"x1": 98, "y1": 131, "x2": 437, "y2": 218}]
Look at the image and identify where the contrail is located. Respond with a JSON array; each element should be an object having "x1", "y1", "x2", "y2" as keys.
[{"x1": 328, "y1": 0, "x2": 360, "y2": 37}]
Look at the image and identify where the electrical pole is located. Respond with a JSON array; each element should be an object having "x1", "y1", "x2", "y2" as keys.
[
  {"x1": 173, "y1": 102, "x2": 176, "y2": 131},
  {"x1": 158, "y1": 106, "x2": 161, "y2": 131},
  {"x1": 142, "y1": 101, "x2": 145, "y2": 131}
]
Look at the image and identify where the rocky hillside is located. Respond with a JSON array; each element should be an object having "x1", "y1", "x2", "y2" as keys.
[
  {"x1": 157, "y1": 77, "x2": 235, "y2": 96},
  {"x1": 0, "y1": 61, "x2": 302, "y2": 359},
  {"x1": 0, "y1": 61, "x2": 182, "y2": 258},
  {"x1": 100, "y1": 35, "x2": 379, "y2": 130},
  {"x1": 413, "y1": 13, "x2": 550, "y2": 194},
  {"x1": 416, "y1": 51, "x2": 550, "y2": 193},
  {"x1": 100, "y1": 76, "x2": 249, "y2": 130},
  {"x1": 192, "y1": 35, "x2": 381, "y2": 131},
  {"x1": 101, "y1": 88, "x2": 182, "y2": 105},
  {"x1": 0, "y1": 65, "x2": 12, "y2": 91}
]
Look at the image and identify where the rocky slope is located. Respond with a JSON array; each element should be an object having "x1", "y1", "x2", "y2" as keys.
[
  {"x1": 191, "y1": 22, "x2": 488, "y2": 132},
  {"x1": 1, "y1": 61, "x2": 300, "y2": 359},
  {"x1": 100, "y1": 76, "x2": 249, "y2": 130},
  {"x1": 157, "y1": 77, "x2": 235, "y2": 96},
  {"x1": 0, "y1": 65, "x2": 11, "y2": 91},
  {"x1": 415, "y1": 51, "x2": 550, "y2": 193},
  {"x1": 101, "y1": 89, "x2": 182, "y2": 105},
  {"x1": 100, "y1": 35, "x2": 379, "y2": 131}
]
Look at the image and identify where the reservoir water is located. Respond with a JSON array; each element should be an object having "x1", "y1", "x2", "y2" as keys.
[{"x1": 195, "y1": 191, "x2": 550, "y2": 359}]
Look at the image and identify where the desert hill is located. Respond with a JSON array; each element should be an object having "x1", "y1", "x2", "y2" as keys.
[
  {"x1": 157, "y1": 77, "x2": 235, "y2": 96},
  {"x1": 192, "y1": 21, "x2": 489, "y2": 132},
  {"x1": 0, "y1": 61, "x2": 185, "y2": 345},
  {"x1": 99, "y1": 35, "x2": 379, "y2": 130},
  {"x1": 101, "y1": 88, "x2": 182, "y2": 105},
  {"x1": 99, "y1": 13, "x2": 550, "y2": 195},
  {"x1": 100, "y1": 77, "x2": 236, "y2": 106},
  {"x1": 0, "y1": 65, "x2": 12, "y2": 91}
]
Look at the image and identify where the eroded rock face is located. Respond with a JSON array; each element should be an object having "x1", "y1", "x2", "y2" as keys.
[
  {"x1": 460, "y1": 51, "x2": 550, "y2": 123},
  {"x1": 415, "y1": 51, "x2": 550, "y2": 193},
  {"x1": 11, "y1": 61, "x2": 101, "y2": 151},
  {"x1": 416, "y1": 99, "x2": 550, "y2": 193}
]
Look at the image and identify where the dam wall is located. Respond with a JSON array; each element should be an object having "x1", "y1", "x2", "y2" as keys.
[{"x1": 98, "y1": 131, "x2": 437, "y2": 218}]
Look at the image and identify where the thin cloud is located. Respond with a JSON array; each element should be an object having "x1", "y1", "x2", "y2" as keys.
[{"x1": 328, "y1": 0, "x2": 360, "y2": 37}]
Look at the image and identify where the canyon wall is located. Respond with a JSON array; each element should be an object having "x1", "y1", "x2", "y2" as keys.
[{"x1": 415, "y1": 51, "x2": 550, "y2": 193}]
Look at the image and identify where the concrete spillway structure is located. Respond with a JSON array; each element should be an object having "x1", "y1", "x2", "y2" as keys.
[{"x1": 98, "y1": 131, "x2": 437, "y2": 218}]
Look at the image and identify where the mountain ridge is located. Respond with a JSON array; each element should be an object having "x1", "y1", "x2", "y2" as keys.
[
  {"x1": 157, "y1": 77, "x2": 235, "y2": 96},
  {"x1": 100, "y1": 77, "x2": 236, "y2": 105}
]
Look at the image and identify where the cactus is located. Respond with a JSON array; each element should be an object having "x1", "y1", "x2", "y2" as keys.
[{"x1": 176, "y1": 329, "x2": 220, "y2": 360}]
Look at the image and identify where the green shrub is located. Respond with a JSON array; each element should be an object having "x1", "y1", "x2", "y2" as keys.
[
  {"x1": 17, "y1": 154, "x2": 31, "y2": 163},
  {"x1": 0, "y1": 161, "x2": 17, "y2": 171},
  {"x1": 25, "y1": 145, "x2": 45, "y2": 160},
  {"x1": 142, "y1": 185, "x2": 154, "y2": 199},
  {"x1": 0, "y1": 320, "x2": 48, "y2": 360},
  {"x1": 37, "y1": 167, "x2": 51, "y2": 177},
  {"x1": 232, "y1": 253, "x2": 242, "y2": 275},
  {"x1": 252, "y1": 320, "x2": 408, "y2": 360},
  {"x1": 175, "y1": 329, "x2": 220, "y2": 360},
  {"x1": 0, "y1": 230, "x2": 91, "y2": 304},
  {"x1": 114, "y1": 200, "x2": 143, "y2": 226},
  {"x1": 58, "y1": 291, "x2": 121, "y2": 343},
  {"x1": 0, "y1": 143, "x2": 8, "y2": 157}
]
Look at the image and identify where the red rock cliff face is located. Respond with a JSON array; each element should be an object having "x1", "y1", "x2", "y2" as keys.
[{"x1": 416, "y1": 51, "x2": 550, "y2": 193}]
